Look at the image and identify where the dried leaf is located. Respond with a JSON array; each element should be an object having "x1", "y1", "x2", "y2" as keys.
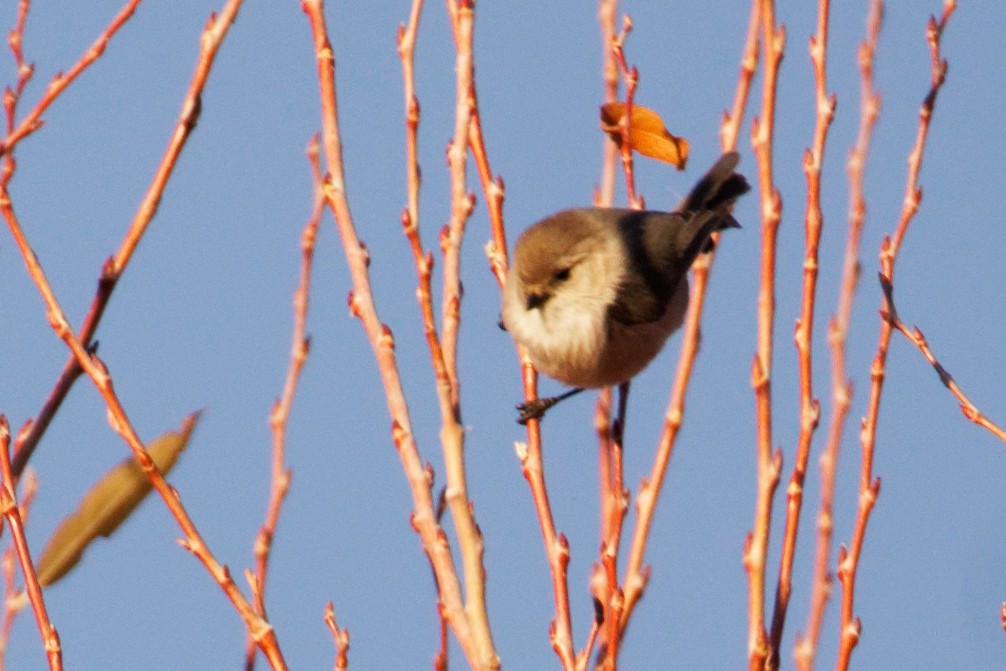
[
  {"x1": 600, "y1": 102, "x2": 690, "y2": 169},
  {"x1": 36, "y1": 412, "x2": 201, "y2": 587}
]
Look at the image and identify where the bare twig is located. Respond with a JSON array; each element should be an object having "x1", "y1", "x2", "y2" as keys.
[
  {"x1": 1, "y1": 0, "x2": 143, "y2": 157},
  {"x1": 721, "y1": 0, "x2": 761, "y2": 154},
  {"x1": 594, "y1": 384, "x2": 629, "y2": 671},
  {"x1": 0, "y1": 469, "x2": 35, "y2": 670},
  {"x1": 835, "y1": 4, "x2": 955, "y2": 669},
  {"x1": 797, "y1": 4, "x2": 883, "y2": 669},
  {"x1": 513, "y1": 427, "x2": 575, "y2": 671},
  {"x1": 324, "y1": 602, "x2": 350, "y2": 671},
  {"x1": 244, "y1": 138, "x2": 324, "y2": 671},
  {"x1": 596, "y1": 0, "x2": 620, "y2": 207},
  {"x1": 769, "y1": 0, "x2": 834, "y2": 662},
  {"x1": 12, "y1": 0, "x2": 245, "y2": 477},
  {"x1": 619, "y1": 0, "x2": 761, "y2": 633},
  {"x1": 300, "y1": 2, "x2": 491, "y2": 669},
  {"x1": 746, "y1": 1, "x2": 785, "y2": 667},
  {"x1": 880, "y1": 276, "x2": 1006, "y2": 443},
  {"x1": 439, "y1": 3, "x2": 499, "y2": 666},
  {"x1": 610, "y1": 16, "x2": 641, "y2": 209},
  {"x1": 0, "y1": 419, "x2": 60, "y2": 671},
  {"x1": 447, "y1": 0, "x2": 574, "y2": 664},
  {"x1": 0, "y1": 186, "x2": 286, "y2": 669}
]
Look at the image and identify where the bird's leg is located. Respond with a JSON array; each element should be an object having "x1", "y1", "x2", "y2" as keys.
[
  {"x1": 517, "y1": 387, "x2": 585, "y2": 425},
  {"x1": 611, "y1": 381, "x2": 630, "y2": 443}
]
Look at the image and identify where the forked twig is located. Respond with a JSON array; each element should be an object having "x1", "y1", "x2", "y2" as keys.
[
  {"x1": 880, "y1": 276, "x2": 1006, "y2": 443},
  {"x1": 324, "y1": 602, "x2": 350, "y2": 671},
  {"x1": 12, "y1": 0, "x2": 245, "y2": 477},
  {"x1": 300, "y1": 1, "x2": 492, "y2": 668},
  {"x1": 835, "y1": 4, "x2": 955, "y2": 669}
]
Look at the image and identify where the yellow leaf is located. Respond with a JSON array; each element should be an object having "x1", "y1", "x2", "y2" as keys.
[
  {"x1": 600, "y1": 102, "x2": 690, "y2": 169},
  {"x1": 36, "y1": 412, "x2": 201, "y2": 587}
]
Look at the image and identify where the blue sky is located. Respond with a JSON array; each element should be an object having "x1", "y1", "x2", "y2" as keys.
[{"x1": 1, "y1": 1, "x2": 1005, "y2": 669}]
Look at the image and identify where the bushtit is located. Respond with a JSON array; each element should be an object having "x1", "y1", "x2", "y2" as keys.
[{"x1": 501, "y1": 151, "x2": 749, "y2": 423}]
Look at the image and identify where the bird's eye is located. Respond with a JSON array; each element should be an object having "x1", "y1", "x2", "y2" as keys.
[{"x1": 553, "y1": 267, "x2": 572, "y2": 282}]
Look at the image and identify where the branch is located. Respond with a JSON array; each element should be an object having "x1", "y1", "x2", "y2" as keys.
[
  {"x1": 300, "y1": 2, "x2": 489, "y2": 669},
  {"x1": 721, "y1": 0, "x2": 761, "y2": 153},
  {"x1": 880, "y1": 277, "x2": 1006, "y2": 442},
  {"x1": 835, "y1": 4, "x2": 955, "y2": 668},
  {"x1": 769, "y1": 0, "x2": 834, "y2": 661},
  {"x1": 620, "y1": 0, "x2": 762, "y2": 634},
  {"x1": 324, "y1": 602, "x2": 350, "y2": 671},
  {"x1": 1, "y1": 0, "x2": 143, "y2": 156},
  {"x1": 611, "y1": 16, "x2": 641, "y2": 209},
  {"x1": 0, "y1": 468, "x2": 35, "y2": 668},
  {"x1": 798, "y1": 3, "x2": 883, "y2": 668},
  {"x1": 0, "y1": 420, "x2": 59, "y2": 671},
  {"x1": 746, "y1": 0, "x2": 785, "y2": 667},
  {"x1": 410, "y1": 1, "x2": 499, "y2": 666},
  {"x1": 596, "y1": 0, "x2": 620, "y2": 207},
  {"x1": 0, "y1": 188, "x2": 287, "y2": 668},
  {"x1": 245, "y1": 138, "x2": 324, "y2": 671},
  {"x1": 12, "y1": 0, "x2": 244, "y2": 477}
]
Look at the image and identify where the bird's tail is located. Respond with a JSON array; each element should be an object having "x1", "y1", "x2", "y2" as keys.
[{"x1": 679, "y1": 151, "x2": 750, "y2": 225}]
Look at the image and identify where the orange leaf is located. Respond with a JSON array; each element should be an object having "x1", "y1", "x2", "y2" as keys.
[{"x1": 600, "y1": 102, "x2": 689, "y2": 169}]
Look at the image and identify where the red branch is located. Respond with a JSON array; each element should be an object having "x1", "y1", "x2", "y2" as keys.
[
  {"x1": 1, "y1": 0, "x2": 144, "y2": 157},
  {"x1": 244, "y1": 138, "x2": 324, "y2": 671},
  {"x1": 746, "y1": 0, "x2": 785, "y2": 667},
  {"x1": 835, "y1": 3, "x2": 956, "y2": 669},
  {"x1": 881, "y1": 278, "x2": 1006, "y2": 443},
  {"x1": 324, "y1": 602, "x2": 350, "y2": 671},
  {"x1": 768, "y1": 0, "x2": 834, "y2": 662},
  {"x1": 797, "y1": 3, "x2": 883, "y2": 669},
  {"x1": 300, "y1": 1, "x2": 495, "y2": 669},
  {"x1": 12, "y1": 0, "x2": 244, "y2": 477},
  {"x1": 619, "y1": 0, "x2": 761, "y2": 638},
  {"x1": 0, "y1": 420, "x2": 59, "y2": 671}
]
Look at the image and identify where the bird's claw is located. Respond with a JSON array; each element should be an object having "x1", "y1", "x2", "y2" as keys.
[{"x1": 516, "y1": 397, "x2": 560, "y2": 425}]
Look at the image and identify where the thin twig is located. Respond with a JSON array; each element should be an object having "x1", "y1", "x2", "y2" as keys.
[
  {"x1": 574, "y1": 598, "x2": 604, "y2": 671},
  {"x1": 447, "y1": 0, "x2": 573, "y2": 664},
  {"x1": 244, "y1": 138, "x2": 324, "y2": 671},
  {"x1": 2, "y1": 0, "x2": 34, "y2": 188},
  {"x1": 746, "y1": 0, "x2": 785, "y2": 667},
  {"x1": 611, "y1": 16, "x2": 641, "y2": 209},
  {"x1": 0, "y1": 186, "x2": 286, "y2": 669},
  {"x1": 513, "y1": 427, "x2": 575, "y2": 671},
  {"x1": 300, "y1": 2, "x2": 488, "y2": 669},
  {"x1": 439, "y1": 3, "x2": 499, "y2": 667},
  {"x1": 797, "y1": 4, "x2": 883, "y2": 669},
  {"x1": 835, "y1": 4, "x2": 955, "y2": 669},
  {"x1": 880, "y1": 276, "x2": 1006, "y2": 442},
  {"x1": 721, "y1": 0, "x2": 761, "y2": 154},
  {"x1": 595, "y1": 384, "x2": 629, "y2": 671},
  {"x1": 12, "y1": 0, "x2": 244, "y2": 477},
  {"x1": 619, "y1": 0, "x2": 761, "y2": 631},
  {"x1": 324, "y1": 602, "x2": 350, "y2": 671},
  {"x1": 1, "y1": 0, "x2": 143, "y2": 157},
  {"x1": 769, "y1": 0, "x2": 833, "y2": 663},
  {"x1": 0, "y1": 419, "x2": 60, "y2": 671},
  {"x1": 0, "y1": 468, "x2": 36, "y2": 670},
  {"x1": 596, "y1": 0, "x2": 620, "y2": 207}
]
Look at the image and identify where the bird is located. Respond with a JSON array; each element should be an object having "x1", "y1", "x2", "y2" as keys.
[{"x1": 501, "y1": 151, "x2": 749, "y2": 423}]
